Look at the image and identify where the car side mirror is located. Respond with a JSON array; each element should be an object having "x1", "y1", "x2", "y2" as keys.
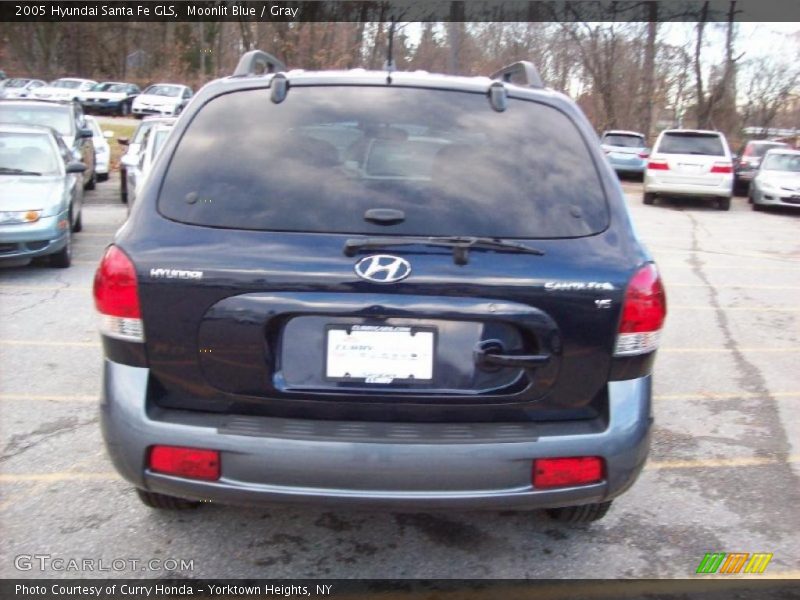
[
  {"x1": 103, "y1": 130, "x2": 113, "y2": 139},
  {"x1": 117, "y1": 137, "x2": 129, "y2": 146},
  {"x1": 66, "y1": 161, "x2": 86, "y2": 173},
  {"x1": 79, "y1": 127, "x2": 93, "y2": 139}
]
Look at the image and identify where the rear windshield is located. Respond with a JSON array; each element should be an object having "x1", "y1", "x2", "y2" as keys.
[
  {"x1": 159, "y1": 87, "x2": 608, "y2": 239},
  {"x1": 0, "y1": 104, "x2": 74, "y2": 137},
  {"x1": 602, "y1": 133, "x2": 645, "y2": 148},
  {"x1": 745, "y1": 142, "x2": 787, "y2": 158},
  {"x1": 658, "y1": 132, "x2": 725, "y2": 156}
]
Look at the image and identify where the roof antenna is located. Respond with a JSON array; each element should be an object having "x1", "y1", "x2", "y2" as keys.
[{"x1": 383, "y1": 17, "x2": 397, "y2": 84}]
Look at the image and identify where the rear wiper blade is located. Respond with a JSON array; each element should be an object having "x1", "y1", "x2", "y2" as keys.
[
  {"x1": 0, "y1": 167, "x2": 42, "y2": 176},
  {"x1": 343, "y1": 235, "x2": 545, "y2": 265}
]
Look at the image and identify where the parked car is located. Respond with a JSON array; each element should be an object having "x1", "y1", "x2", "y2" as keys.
[
  {"x1": 95, "y1": 51, "x2": 666, "y2": 521},
  {"x1": 643, "y1": 129, "x2": 734, "y2": 210},
  {"x1": 32, "y1": 78, "x2": 97, "y2": 102},
  {"x1": 0, "y1": 78, "x2": 47, "y2": 99},
  {"x1": 600, "y1": 130, "x2": 649, "y2": 176},
  {"x1": 0, "y1": 124, "x2": 85, "y2": 267},
  {"x1": 80, "y1": 81, "x2": 141, "y2": 116},
  {"x1": 118, "y1": 116, "x2": 175, "y2": 203},
  {"x1": 85, "y1": 116, "x2": 112, "y2": 182},
  {"x1": 749, "y1": 148, "x2": 800, "y2": 211},
  {"x1": 131, "y1": 84, "x2": 192, "y2": 118},
  {"x1": 125, "y1": 121, "x2": 175, "y2": 207},
  {"x1": 734, "y1": 139, "x2": 789, "y2": 193},
  {"x1": 0, "y1": 99, "x2": 97, "y2": 189}
]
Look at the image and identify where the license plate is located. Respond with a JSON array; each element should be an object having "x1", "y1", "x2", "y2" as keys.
[{"x1": 325, "y1": 325, "x2": 435, "y2": 383}]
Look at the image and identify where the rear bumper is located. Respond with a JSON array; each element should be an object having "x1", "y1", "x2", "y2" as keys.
[
  {"x1": 644, "y1": 173, "x2": 733, "y2": 198},
  {"x1": 100, "y1": 359, "x2": 652, "y2": 510},
  {"x1": 608, "y1": 157, "x2": 646, "y2": 173}
]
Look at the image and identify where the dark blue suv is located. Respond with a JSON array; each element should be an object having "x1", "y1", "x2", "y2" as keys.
[{"x1": 94, "y1": 51, "x2": 666, "y2": 522}]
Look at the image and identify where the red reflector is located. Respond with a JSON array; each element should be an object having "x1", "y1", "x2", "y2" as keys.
[
  {"x1": 93, "y1": 246, "x2": 141, "y2": 318},
  {"x1": 149, "y1": 446, "x2": 220, "y2": 481},
  {"x1": 710, "y1": 162, "x2": 733, "y2": 174},
  {"x1": 533, "y1": 457, "x2": 604, "y2": 489},
  {"x1": 638, "y1": 152, "x2": 650, "y2": 159},
  {"x1": 619, "y1": 263, "x2": 667, "y2": 334},
  {"x1": 647, "y1": 160, "x2": 669, "y2": 170}
]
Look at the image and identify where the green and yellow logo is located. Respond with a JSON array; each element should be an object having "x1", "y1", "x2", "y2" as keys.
[{"x1": 696, "y1": 552, "x2": 773, "y2": 574}]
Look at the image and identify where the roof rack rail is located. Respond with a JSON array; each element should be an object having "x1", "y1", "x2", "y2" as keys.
[
  {"x1": 233, "y1": 50, "x2": 286, "y2": 77},
  {"x1": 490, "y1": 61, "x2": 543, "y2": 89}
]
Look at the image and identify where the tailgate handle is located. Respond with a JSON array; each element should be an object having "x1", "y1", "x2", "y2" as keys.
[{"x1": 474, "y1": 340, "x2": 551, "y2": 371}]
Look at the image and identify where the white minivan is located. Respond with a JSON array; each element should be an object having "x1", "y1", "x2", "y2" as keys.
[{"x1": 644, "y1": 129, "x2": 734, "y2": 210}]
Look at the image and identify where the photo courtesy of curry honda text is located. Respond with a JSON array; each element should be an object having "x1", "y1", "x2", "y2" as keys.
[{"x1": 94, "y1": 51, "x2": 667, "y2": 522}]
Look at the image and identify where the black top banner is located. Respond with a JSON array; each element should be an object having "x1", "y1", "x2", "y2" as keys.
[{"x1": 3, "y1": 0, "x2": 800, "y2": 22}]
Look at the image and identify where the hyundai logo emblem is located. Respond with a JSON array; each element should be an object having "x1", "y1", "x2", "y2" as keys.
[{"x1": 354, "y1": 255, "x2": 411, "y2": 283}]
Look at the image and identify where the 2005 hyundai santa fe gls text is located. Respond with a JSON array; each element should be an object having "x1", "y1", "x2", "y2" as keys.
[{"x1": 94, "y1": 51, "x2": 667, "y2": 523}]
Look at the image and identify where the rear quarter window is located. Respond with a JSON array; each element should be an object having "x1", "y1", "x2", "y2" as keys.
[{"x1": 158, "y1": 86, "x2": 609, "y2": 239}]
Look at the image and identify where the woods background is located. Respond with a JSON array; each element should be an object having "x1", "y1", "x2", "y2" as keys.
[{"x1": 1, "y1": 1, "x2": 798, "y2": 145}]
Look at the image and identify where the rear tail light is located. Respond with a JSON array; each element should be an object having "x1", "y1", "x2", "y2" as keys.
[
  {"x1": 647, "y1": 159, "x2": 669, "y2": 170},
  {"x1": 93, "y1": 245, "x2": 144, "y2": 342},
  {"x1": 149, "y1": 446, "x2": 220, "y2": 480},
  {"x1": 615, "y1": 263, "x2": 667, "y2": 356},
  {"x1": 638, "y1": 151, "x2": 650, "y2": 159},
  {"x1": 710, "y1": 162, "x2": 733, "y2": 174},
  {"x1": 533, "y1": 457, "x2": 604, "y2": 488}
]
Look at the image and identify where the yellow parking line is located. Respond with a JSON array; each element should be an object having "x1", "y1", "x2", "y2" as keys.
[
  {"x1": 660, "y1": 348, "x2": 800, "y2": 353},
  {"x1": 0, "y1": 285, "x2": 92, "y2": 292},
  {"x1": 668, "y1": 283, "x2": 800, "y2": 290},
  {"x1": 0, "y1": 394, "x2": 96, "y2": 402},
  {"x1": 655, "y1": 391, "x2": 800, "y2": 400},
  {"x1": 0, "y1": 472, "x2": 118, "y2": 483},
  {"x1": 648, "y1": 455, "x2": 800, "y2": 471},
  {"x1": 0, "y1": 339, "x2": 100, "y2": 347},
  {"x1": 669, "y1": 305, "x2": 800, "y2": 311},
  {"x1": 658, "y1": 264, "x2": 799, "y2": 271}
]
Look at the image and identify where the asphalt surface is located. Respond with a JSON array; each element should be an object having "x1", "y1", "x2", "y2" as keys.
[{"x1": 1, "y1": 173, "x2": 799, "y2": 579}]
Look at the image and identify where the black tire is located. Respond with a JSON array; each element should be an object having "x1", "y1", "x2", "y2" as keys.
[
  {"x1": 135, "y1": 488, "x2": 201, "y2": 510},
  {"x1": 49, "y1": 230, "x2": 72, "y2": 268},
  {"x1": 717, "y1": 197, "x2": 731, "y2": 211},
  {"x1": 643, "y1": 192, "x2": 655, "y2": 205},
  {"x1": 546, "y1": 501, "x2": 613, "y2": 523},
  {"x1": 85, "y1": 170, "x2": 96, "y2": 191},
  {"x1": 120, "y1": 166, "x2": 128, "y2": 204},
  {"x1": 120, "y1": 102, "x2": 130, "y2": 117},
  {"x1": 752, "y1": 201, "x2": 764, "y2": 212},
  {"x1": 72, "y1": 208, "x2": 82, "y2": 233},
  {"x1": 97, "y1": 172, "x2": 109, "y2": 182}
]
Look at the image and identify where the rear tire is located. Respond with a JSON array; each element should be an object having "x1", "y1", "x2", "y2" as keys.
[
  {"x1": 97, "y1": 173, "x2": 109, "y2": 182},
  {"x1": 643, "y1": 192, "x2": 655, "y2": 205},
  {"x1": 85, "y1": 170, "x2": 96, "y2": 191},
  {"x1": 717, "y1": 197, "x2": 731, "y2": 211},
  {"x1": 72, "y1": 209, "x2": 82, "y2": 233},
  {"x1": 120, "y1": 102, "x2": 130, "y2": 117},
  {"x1": 546, "y1": 501, "x2": 613, "y2": 523},
  {"x1": 49, "y1": 230, "x2": 72, "y2": 268},
  {"x1": 135, "y1": 488, "x2": 200, "y2": 510},
  {"x1": 120, "y1": 167, "x2": 128, "y2": 203}
]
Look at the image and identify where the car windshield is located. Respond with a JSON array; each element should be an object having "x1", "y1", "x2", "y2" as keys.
[
  {"x1": 0, "y1": 132, "x2": 60, "y2": 175},
  {"x1": 132, "y1": 120, "x2": 163, "y2": 144},
  {"x1": 144, "y1": 85, "x2": 181, "y2": 97},
  {"x1": 51, "y1": 79, "x2": 83, "y2": 89},
  {"x1": 603, "y1": 134, "x2": 645, "y2": 148},
  {"x1": 745, "y1": 143, "x2": 787, "y2": 158},
  {"x1": 658, "y1": 132, "x2": 725, "y2": 156},
  {"x1": 151, "y1": 128, "x2": 171, "y2": 157},
  {"x1": 4, "y1": 79, "x2": 29, "y2": 89},
  {"x1": 0, "y1": 105, "x2": 74, "y2": 137},
  {"x1": 762, "y1": 153, "x2": 800, "y2": 172},
  {"x1": 159, "y1": 86, "x2": 609, "y2": 239}
]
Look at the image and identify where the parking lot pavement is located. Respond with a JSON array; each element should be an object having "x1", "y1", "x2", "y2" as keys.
[{"x1": 1, "y1": 176, "x2": 799, "y2": 579}]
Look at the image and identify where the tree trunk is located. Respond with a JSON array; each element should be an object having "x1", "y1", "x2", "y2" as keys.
[{"x1": 639, "y1": 6, "x2": 658, "y2": 138}]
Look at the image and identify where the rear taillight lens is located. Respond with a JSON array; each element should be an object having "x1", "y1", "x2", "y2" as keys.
[
  {"x1": 149, "y1": 446, "x2": 220, "y2": 481},
  {"x1": 93, "y1": 245, "x2": 144, "y2": 342},
  {"x1": 638, "y1": 151, "x2": 650, "y2": 159},
  {"x1": 710, "y1": 162, "x2": 733, "y2": 174},
  {"x1": 647, "y1": 159, "x2": 669, "y2": 170},
  {"x1": 615, "y1": 263, "x2": 667, "y2": 356},
  {"x1": 533, "y1": 457, "x2": 604, "y2": 489}
]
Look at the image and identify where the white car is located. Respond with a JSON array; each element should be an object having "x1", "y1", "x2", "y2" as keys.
[
  {"x1": 84, "y1": 116, "x2": 113, "y2": 182},
  {"x1": 131, "y1": 84, "x2": 192, "y2": 118},
  {"x1": 126, "y1": 121, "x2": 175, "y2": 208},
  {"x1": 32, "y1": 78, "x2": 98, "y2": 102},
  {"x1": 644, "y1": 129, "x2": 734, "y2": 211},
  {"x1": 0, "y1": 78, "x2": 47, "y2": 99},
  {"x1": 749, "y1": 148, "x2": 800, "y2": 211}
]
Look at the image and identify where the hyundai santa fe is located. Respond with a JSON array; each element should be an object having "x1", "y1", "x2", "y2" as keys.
[{"x1": 95, "y1": 51, "x2": 667, "y2": 522}]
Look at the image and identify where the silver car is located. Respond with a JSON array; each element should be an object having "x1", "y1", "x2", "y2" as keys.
[
  {"x1": 118, "y1": 116, "x2": 175, "y2": 203},
  {"x1": 0, "y1": 124, "x2": 86, "y2": 267},
  {"x1": 750, "y1": 148, "x2": 800, "y2": 211},
  {"x1": 600, "y1": 130, "x2": 649, "y2": 176}
]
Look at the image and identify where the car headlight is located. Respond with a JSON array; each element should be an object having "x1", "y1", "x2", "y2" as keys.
[{"x1": 0, "y1": 210, "x2": 42, "y2": 225}]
